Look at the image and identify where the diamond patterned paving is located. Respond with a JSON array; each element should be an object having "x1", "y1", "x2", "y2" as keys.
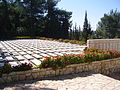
[{"x1": 0, "y1": 39, "x2": 86, "y2": 67}]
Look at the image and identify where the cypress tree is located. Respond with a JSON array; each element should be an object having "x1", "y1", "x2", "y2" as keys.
[{"x1": 82, "y1": 11, "x2": 92, "y2": 41}]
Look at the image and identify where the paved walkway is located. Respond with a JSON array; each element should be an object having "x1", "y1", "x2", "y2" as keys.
[
  {"x1": 0, "y1": 39, "x2": 86, "y2": 67},
  {"x1": 0, "y1": 71, "x2": 120, "y2": 90}
]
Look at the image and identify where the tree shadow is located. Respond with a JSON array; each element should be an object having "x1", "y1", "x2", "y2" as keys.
[
  {"x1": 13, "y1": 87, "x2": 57, "y2": 90},
  {"x1": 0, "y1": 71, "x2": 95, "y2": 89},
  {"x1": 106, "y1": 72, "x2": 120, "y2": 81},
  {"x1": 1, "y1": 71, "x2": 120, "y2": 89}
]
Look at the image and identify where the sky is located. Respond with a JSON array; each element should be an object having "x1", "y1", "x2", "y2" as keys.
[{"x1": 57, "y1": 0, "x2": 120, "y2": 30}]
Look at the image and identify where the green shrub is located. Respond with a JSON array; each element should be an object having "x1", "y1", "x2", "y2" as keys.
[
  {"x1": 0, "y1": 62, "x2": 33, "y2": 76},
  {"x1": 0, "y1": 63, "x2": 12, "y2": 75},
  {"x1": 84, "y1": 48, "x2": 103, "y2": 53},
  {"x1": 15, "y1": 36, "x2": 33, "y2": 39},
  {"x1": 12, "y1": 63, "x2": 32, "y2": 72},
  {"x1": 39, "y1": 56, "x2": 65, "y2": 69},
  {"x1": 37, "y1": 48, "x2": 120, "y2": 69}
]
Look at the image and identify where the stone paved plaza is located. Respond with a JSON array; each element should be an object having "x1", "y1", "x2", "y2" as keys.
[
  {"x1": 0, "y1": 71, "x2": 120, "y2": 90},
  {"x1": 0, "y1": 39, "x2": 86, "y2": 67}
]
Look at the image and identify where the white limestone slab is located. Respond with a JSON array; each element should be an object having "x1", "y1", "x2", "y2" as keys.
[
  {"x1": 19, "y1": 52, "x2": 27, "y2": 55},
  {"x1": 40, "y1": 53, "x2": 50, "y2": 57},
  {"x1": 22, "y1": 49, "x2": 27, "y2": 51},
  {"x1": 9, "y1": 49, "x2": 15, "y2": 52},
  {"x1": 12, "y1": 52, "x2": 20, "y2": 56},
  {"x1": 54, "y1": 53, "x2": 63, "y2": 56},
  {"x1": 9, "y1": 62, "x2": 18, "y2": 66},
  {"x1": 0, "y1": 57, "x2": 3, "y2": 61},
  {"x1": 0, "y1": 57, "x2": 2, "y2": 59},
  {"x1": 4, "y1": 53, "x2": 10, "y2": 56},
  {"x1": 6, "y1": 56, "x2": 14, "y2": 61},
  {"x1": 15, "y1": 49, "x2": 22, "y2": 52},
  {"x1": 24, "y1": 55, "x2": 34, "y2": 60},
  {"x1": 46, "y1": 50, "x2": 54, "y2": 53},
  {"x1": 40, "y1": 50, "x2": 47, "y2": 53},
  {"x1": 47, "y1": 53, "x2": 57, "y2": 56},
  {"x1": 15, "y1": 55, "x2": 25, "y2": 60},
  {"x1": 30, "y1": 59, "x2": 41, "y2": 65},
  {"x1": 33, "y1": 51, "x2": 40, "y2": 54},
  {"x1": 60, "y1": 52, "x2": 67, "y2": 54},
  {"x1": 32, "y1": 54, "x2": 42, "y2": 59},
  {"x1": 26, "y1": 51, "x2": 33, "y2": 54},
  {"x1": 20, "y1": 60, "x2": 30, "y2": 64}
]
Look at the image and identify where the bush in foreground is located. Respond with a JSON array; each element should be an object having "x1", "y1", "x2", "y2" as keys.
[
  {"x1": 0, "y1": 63, "x2": 32, "y2": 76},
  {"x1": 12, "y1": 63, "x2": 32, "y2": 72}
]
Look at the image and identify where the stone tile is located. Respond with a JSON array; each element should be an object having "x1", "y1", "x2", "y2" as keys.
[
  {"x1": 22, "y1": 49, "x2": 27, "y2": 51},
  {"x1": 54, "y1": 52, "x2": 63, "y2": 56},
  {"x1": 15, "y1": 49, "x2": 22, "y2": 52},
  {"x1": 47, "y1": 53, "x2": 57, "y2": 56},
  {"x1": 40, "y1": 53, "x2": 50, "y2": 57},
  {"x1": 4, "y1": 53, "x2": 11, "y2": 56},
  {"x1": 15, "y1": 56, "x2": 25, "y2": 60},
  {"x1": 40, "y1": 50, "x2": 47, "y2": 53},
  {"x1": 9, "y1": 62, "x2": 18, "y2": 66},
  {"x1": 9, "y1": 49, "x2": 15, "y2": 52},
  {"x1": 20, "y1": 60, "x2": 30, "y2": 64},
  {"x1": 19, "y1": 52, "x2": 27, "y2": 55},
  {"x1": 30, "y1": 59, "x2": 41, "y2": 65},
  {"x1": 33, "y1": 51, "x2": 40, "y2": 54},
  {"x1": 6, "y1": 56, "x2": 14, "y2": 61},
  {"x1": 12, "y1": 52, "x2": 20, "y2": 56},
  {"x1": 24, "y1": 55, "x2": 34, "y2": 60},
  {"x1": 0, "y1": 57, "x2": 3, "y2": 61},
  {"x1": 32, "y1": 54, "x2": 42, "y2": 59},
  {"x1": 26, "y1": 51, "x2": 33, "y2": 54}
]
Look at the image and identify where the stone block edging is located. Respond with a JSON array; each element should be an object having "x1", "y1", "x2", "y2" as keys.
[
  {"x1": 0, "y1": 58, "x2": 120, "y2": 84},
  {"x1": 87, "y1": 39, "x2": 120, "y2": 50}
]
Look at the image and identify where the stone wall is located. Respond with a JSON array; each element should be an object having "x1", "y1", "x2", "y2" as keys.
[
  {"x1": 87, "y1": 39, "x2": 120, "y2": 50},
  {"x1": 0, "y1": 58, "x2": 120, "y2": 84}
]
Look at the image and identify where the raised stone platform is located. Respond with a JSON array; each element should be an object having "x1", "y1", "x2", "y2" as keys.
[{"x1": 0, "y1": 39, "x2": 86, "y2": 67}]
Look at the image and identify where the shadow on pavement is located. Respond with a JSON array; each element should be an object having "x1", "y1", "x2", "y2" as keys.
[
  {"x1": 0, "y1": 71, "x2": 95, "y2": 89},
  {"x1": 106, "y1": 72, "x2": 120, "y2": 81},
  {"x1": 0, "y1": 71, "x2": 120, "y2": 89}
]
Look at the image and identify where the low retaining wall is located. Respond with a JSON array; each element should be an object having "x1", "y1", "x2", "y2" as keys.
[
  {"x1": 87, "y1": 39, "x2": 120, "y2": 50},
  {"x1": 0, "y1": 58, "x2": 120, "y2": 84}
]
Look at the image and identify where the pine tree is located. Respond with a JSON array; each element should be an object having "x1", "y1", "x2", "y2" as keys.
[{"x1": 82, "y1": 11, "x2": 92, "y2": 41}]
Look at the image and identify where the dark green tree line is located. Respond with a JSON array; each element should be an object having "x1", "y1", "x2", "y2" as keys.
[
  {"x1": 69, "y1": 11, "x2": 93, "y2": 41},
  {"x1": 82, "y1": 11, "x2": 92, "y2": 41},
  {"x1": 96, "y1": 9, "x2": 120, "y2": 39},
  {"x1": 0, "y1": 0, "x2": 72, "y2": 39}
]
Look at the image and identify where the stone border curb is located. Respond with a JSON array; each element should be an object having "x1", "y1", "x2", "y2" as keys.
[{"x1": 0, "y1": 58, "x2": 120, "y2": 84}]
